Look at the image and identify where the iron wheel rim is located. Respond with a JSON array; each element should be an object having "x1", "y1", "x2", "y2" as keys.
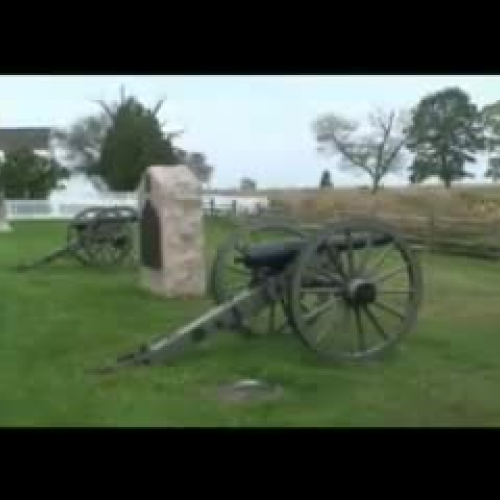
[
  {"x1": 83, "y1": 207, "x2": 134, "y2": 268},
  {"x1": 288, "y1": 217, "x2": 423, "y2": 363},
  {"x1": 67, "y1": 206, "x2": 104, "y2": 265}
]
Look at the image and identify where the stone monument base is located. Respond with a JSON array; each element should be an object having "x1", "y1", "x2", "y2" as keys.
[{"x1": 140, "y1": 267, "x2": 206, "y2": 299}]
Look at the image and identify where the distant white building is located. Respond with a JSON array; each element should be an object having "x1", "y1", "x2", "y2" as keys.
[{"x1": 49, "y1": 173, "x2": 107, "y2": 202}]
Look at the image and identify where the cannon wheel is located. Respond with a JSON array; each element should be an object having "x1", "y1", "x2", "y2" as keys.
[
  {"x1": 66, "y1": 206, "x2": 105, "y2": 265},
  {"x1": 210, "y1": 219, "x2": 307, "y2": 337},
  {"x1": 113, "y1": 205, "x2": 139, "y2": 262},
  {"x1": 82, "y1": 206, "x2": 135, "y2": 268},
  {"x1": 288, "y1": 217, "x2": 423, "y2": 363}
]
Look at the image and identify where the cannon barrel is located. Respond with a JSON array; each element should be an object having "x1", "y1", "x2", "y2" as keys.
[
  {"x1": 236, "y1": 233, "x2": 393, "y2": 272},
  {"x1": 69, "y1": 213, "x2": 139, "y2": 228}
]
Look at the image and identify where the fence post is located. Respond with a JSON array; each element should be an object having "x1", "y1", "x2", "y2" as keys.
[
  {"x1": 427, "y1": 210, "x2": 435, "y2": 254},
  {"x1": 232, "y1": 200, "x2": 237, "y2": 215},
  {"x1": 496, "y1": 217, "x2": 500, "y2": 260},
  {"x1": 210, "y1": 198, "x2": 215, "y2": 217}
]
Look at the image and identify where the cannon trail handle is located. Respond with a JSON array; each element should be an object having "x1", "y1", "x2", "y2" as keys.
[
  {"x1": 15, "y1": 244, "x2": 76, "y2": 272},
  {"x1": 86, "y1": 281, "x2": 280, "y2": 375}
]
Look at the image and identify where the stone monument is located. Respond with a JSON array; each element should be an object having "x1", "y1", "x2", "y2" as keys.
[{"x1": 138, "y1": 165, "x2": 206, "y2": 298}]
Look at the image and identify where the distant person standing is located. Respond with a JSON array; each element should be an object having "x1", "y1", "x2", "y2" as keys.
[{"x1": 319, "y1": 170, "x2": 333, "y2": 188}]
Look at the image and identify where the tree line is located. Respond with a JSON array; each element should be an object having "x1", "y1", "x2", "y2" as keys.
[
  {"x1": 4, "y1": 84, "x2": 500, "y2": 200},
  {"x1": 0, "y1": 87, "x2": 214, "y2": 199},
  {"x1": 313, "y1": 86, "x2": 500, "y2": 192}
]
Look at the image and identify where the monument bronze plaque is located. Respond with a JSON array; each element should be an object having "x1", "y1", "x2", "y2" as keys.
[
  {"x1": 144, "y1": 173, "x2": 151, "y2": 193},
  {"x1": 140, "y1": 200, "x2": 162, "y2": 270}
]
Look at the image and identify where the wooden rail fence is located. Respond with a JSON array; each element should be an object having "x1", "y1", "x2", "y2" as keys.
[{"x1": 330, "y1": 210, "x2": 500, "y2": 260}]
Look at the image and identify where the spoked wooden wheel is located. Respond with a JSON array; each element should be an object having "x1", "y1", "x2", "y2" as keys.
[
  {"x1": 67, "y1": 206, "x2": 104, "y2": 265},
  {"x1": 83, "y1": 207, "x2": 134, "y2": 268},
  {"x1": 210, "y1": 220, "x2": 307, "y2": 336},
  {"x1": 108, "y1": 205, "x2": 139, "y2": 262},
  {"x1": 288, "y1": 218, "x2": 423, "y2": 363}
]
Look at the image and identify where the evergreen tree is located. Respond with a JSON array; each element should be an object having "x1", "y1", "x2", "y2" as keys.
[{"x1": 96, "y1": 94, "x2": 179, "y2": 191}]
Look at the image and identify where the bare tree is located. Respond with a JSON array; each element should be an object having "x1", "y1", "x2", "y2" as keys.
[
  {"x1": 51, "y1": 112, "x2": 111, "y2": 172},
  {"x1": 312, "y1": 108, "x2": 408, "y2": 193},
  {"x1": 486, "y1": 157, "x2": 500, "y2": 182}
]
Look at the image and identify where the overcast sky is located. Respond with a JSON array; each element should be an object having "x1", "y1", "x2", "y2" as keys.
[{"x1": 0, "y1": 75, "x2": 498, "y2": 188}]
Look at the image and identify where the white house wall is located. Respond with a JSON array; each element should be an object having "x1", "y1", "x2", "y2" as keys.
[{"x1": 49, "y1": 173, "x2": 107, "y2": 202}]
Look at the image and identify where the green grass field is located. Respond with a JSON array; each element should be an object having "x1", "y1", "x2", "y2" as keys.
[{"x1": 1, "y1": 217, "x2": 500, "y2": 427}]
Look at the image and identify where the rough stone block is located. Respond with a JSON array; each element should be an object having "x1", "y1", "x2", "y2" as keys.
[{"x1": 138, "y1": 165, "x2": 206, "y2": 298}]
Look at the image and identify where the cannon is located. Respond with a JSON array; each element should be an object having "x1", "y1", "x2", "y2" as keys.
[
  {"x1": 89, "y1": 216, "x2": 423, "y2": 374},
  {"x1": 16, "y1": 205, "x2": 139, "y2": 271}
]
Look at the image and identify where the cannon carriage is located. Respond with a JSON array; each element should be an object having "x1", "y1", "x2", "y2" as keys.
[
  {"x1": 90, "y1": 216, "x2": 423, "y2": 374},
  {"x1": 16, "y1": 205, "x2": 139, "y2": 271}
]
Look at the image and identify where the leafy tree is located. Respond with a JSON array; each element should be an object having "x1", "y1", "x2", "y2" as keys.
[
  {"x1": 481, "y1": 100, "x2": 500, "y2": 149},
  {"x1": 319, "y1": 169, "x2": 333, "y2": 188},
  {"x1": 312, "y1": 108, "x2": 408, "y2": 193},
  {"x1": 0, "y1": 148, "x2": 69, "y2": 199},
  {"x1": 481, "y1": 101, "x2": 500, "y2": 183},
  {"x1": 485, "y1": 157, "x2": 500, "y2": 182},
  {"x1": 405, "y1": 87, "x2": 485, "y2": 188},
  {"x1": 408, "y1": 154, "x2": 436, "y2": 184},
  {"x1": 176, "y1": 149, "x2": 214, "y2": 185},
  {"x1": 240, "y1": 177, "x2": 257, "y2": 191}
]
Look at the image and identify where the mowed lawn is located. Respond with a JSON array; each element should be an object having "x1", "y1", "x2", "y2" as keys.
[{"x1": 1, "y1": 217, "x2": 500, "y2": 426}]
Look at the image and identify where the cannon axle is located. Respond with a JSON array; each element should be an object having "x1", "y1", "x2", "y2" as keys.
[{"x1": 346, "y1": 279, "x2": 377, "y2": 305}]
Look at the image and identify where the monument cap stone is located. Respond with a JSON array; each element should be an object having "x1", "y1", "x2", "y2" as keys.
[{"x1": 138, "y1": 165, "x2": 206, "y2": 298}]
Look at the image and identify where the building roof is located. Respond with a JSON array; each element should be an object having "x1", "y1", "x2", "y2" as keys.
[{"x1": 0, "y1": 128, "x2": 51, "y2": 152}]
